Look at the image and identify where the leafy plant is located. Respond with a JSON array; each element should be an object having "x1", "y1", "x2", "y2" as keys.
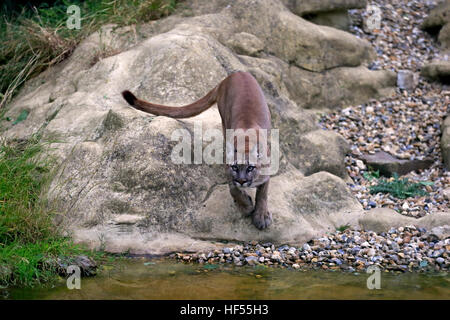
[
  {"x1": 369, "y1": 174, "x2": 430, "y2": 199},
  {"x1": 12, "y1": 109, "x2": 29, "y2": 125},
  {"x1": 362, "y1": 169, "x2": 380, "y2": 181}
]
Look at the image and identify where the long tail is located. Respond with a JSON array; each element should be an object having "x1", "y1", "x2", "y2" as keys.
[{"x1": 121, "y1": 85, "x2": 219, "y2": 119}]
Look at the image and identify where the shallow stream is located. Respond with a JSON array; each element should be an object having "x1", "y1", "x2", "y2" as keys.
[{"x1": 4, "y1": 259, "x2": 450, "y2": 299}]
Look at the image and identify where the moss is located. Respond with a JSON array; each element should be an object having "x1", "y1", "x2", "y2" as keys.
[{"x1": 103, "y1": 110, "x2": 124, "y2": 132}]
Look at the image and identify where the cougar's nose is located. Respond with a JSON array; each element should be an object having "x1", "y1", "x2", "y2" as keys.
[{"x1": 237, "y1": 178, "x2": 247, "y2": 185}]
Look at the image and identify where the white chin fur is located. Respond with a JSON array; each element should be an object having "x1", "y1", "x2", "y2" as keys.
[{"x1": 235, "y1": 181, "x2": 252, "y2": 188}]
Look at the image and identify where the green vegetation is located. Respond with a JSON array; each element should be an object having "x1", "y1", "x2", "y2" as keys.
[
  {"x1": 369, "y1": 173, "x2": 431, "y2": 199},
  {"x1": 0, "y1": 0, "x2": 180, "y2": 288},
  {"x1": 0, "y1": 0, "x2": 179, "y2": 110},
  {"x1": 0, "y1": 135, "x2": 100, "y2": 287},
  {"x1": 0, "y1": 0, "x2": 179, "y2": 287},
  {"x1": 362, "y1": 169, "x2": 380, "y2": 181},
  {"x1": 336, "y1": 224, "x2": 350, "y2": 232}
]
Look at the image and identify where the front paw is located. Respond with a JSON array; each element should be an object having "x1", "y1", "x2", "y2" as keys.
[
  {"x1": 252, "y1": 208, "x2": 272, "y2": 230},
  {"x1": 235, "y1": 194, "x2": 254, "y2": 216}
]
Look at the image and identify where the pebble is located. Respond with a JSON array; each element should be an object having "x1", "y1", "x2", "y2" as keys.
[
  {"x1": 173, "y1": 226, "x2": 449, "y2": 273},
  {"x1": 319, "y1": 0, "x2": 449, "y2": 217}
]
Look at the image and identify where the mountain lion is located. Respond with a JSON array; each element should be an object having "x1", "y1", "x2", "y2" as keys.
[{"x1": 121, "y1": 71, "x2": 272, "y2": 229}]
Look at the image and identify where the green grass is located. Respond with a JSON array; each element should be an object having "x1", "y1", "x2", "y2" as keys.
[
  {"x1": 369, "y1": 173, "x2": 431, "y2": 199},
  {"x1": 0, "y1": 0, "x2": 179, "y2": 111},
  {"x1": 0, "y1": 135, "x2": 105, "y2": 287},
  {"x1": 0, "y1": 0, "x2": 179, "y2": 288},
  {"x1": 0, "y1": 135, "x2": 53, "y2": 245},
  {"x1": 0, "y1": 240, "x2": 89, "y2": 287}
]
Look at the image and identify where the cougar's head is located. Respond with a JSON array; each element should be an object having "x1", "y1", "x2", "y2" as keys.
[{"x1": 226, "y1": 140, "x2": 263, "y2": 188}]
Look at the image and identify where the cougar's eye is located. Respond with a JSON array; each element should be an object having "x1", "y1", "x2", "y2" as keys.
[
  {"x1": 231, "y1": 165, "x2": 239, "y2": 171},
  {"x1": 247, "y1": 166, "x2": 255, "y2": 172}
]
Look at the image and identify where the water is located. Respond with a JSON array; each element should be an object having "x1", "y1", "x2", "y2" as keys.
[{"x1": 4, "y1": 259, "x2": 450, "y2": 299}]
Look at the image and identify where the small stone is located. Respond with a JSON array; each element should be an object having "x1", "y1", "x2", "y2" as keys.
[
  {"x1": 402, "y1": 202, "x2": 409, "y2": 210},
  {"x1": 443, "y1": 188, "x2": 450, "y2": 201},
  {"x1": 397, "y1": 70, "x2": 418, "y2": 90},
  {"x1": 245, "y1": 256, "x2": 258, "y2": 265}
]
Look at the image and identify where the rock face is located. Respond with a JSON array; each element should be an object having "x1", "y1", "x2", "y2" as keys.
[
  {"x1": 2, "y1": 0, "x2": 397, "y2": 254},
  {"x1": 282, "y1": 0, "x2": 367, "y2": 30},
  {"x1": 360, "y1": 151, "x2": 434, "y2": 177},
  {"x1": 283, "y1": 0, "x2": 367, "y2": 15},
  {"x1": 226, "y1": 32, "x2": 264, "y2": 57},
  {"x1": 359, "y1": 208, "x2": 450, "y2": 237}
]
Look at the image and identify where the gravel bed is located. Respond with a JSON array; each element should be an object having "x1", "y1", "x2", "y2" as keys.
[
  {"x1": 172, "y1": 227, "x2": 449, "y2": 272},
  {"x1": 319, "y1": 0, "x2": 449, "y2": 217}
]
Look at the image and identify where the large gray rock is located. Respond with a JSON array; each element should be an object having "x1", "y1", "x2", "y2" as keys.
[
  {"x1": 359, "y1": 208, "x2": 450, "y2": 236},
  {"x1": 439, "y1": 22, "x2": 450, "y2": 49},
  {"x1": 282, "y1": 0, "x2": 367, "y2": 15},
  {"x1": 282, "y1": 0, "x2": 367, "y2": 31},
  {"x1": 361, "y1": 151, "x2": 434, "y2": 177},
  {"x1": 226, "y1": 32, "x2": 264, "y2": 57},
  {"x1": 227, "y1": 0, "x2": 376, "y2": 72},
  {"x1": 285, "y1": 64, "x2": 396, "y2": 110},
  {"x1": 189, "y1": 171, "x2": 363, "y2": 244},
  {"x1": 291, "y1": 129, "x2": 351, "y2": 178},
  {"x1": 422, "y1": 0, "x2": 450, "y2": 49},
  {"x1": 1, "y1": 0, "x2": 397, "y2": 254},
  {"x1": 421, "y1": 59, "x2": 450, "y2": 84}
]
